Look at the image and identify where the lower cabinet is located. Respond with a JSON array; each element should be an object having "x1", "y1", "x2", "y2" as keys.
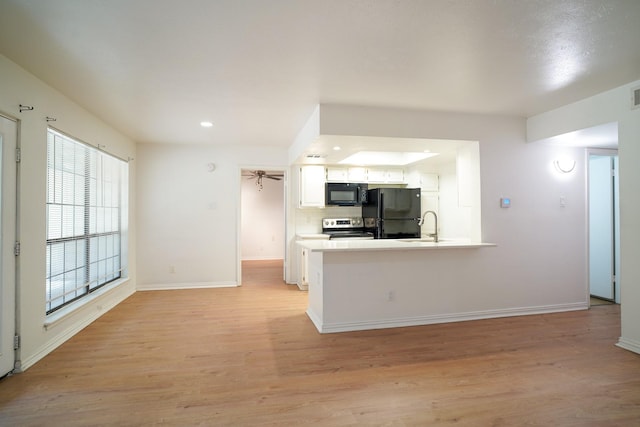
[
  {"x1": 296, "y1": 234, "x2": 330, "y2": 290},
  {"x1": 300, "y1": 247, "x2": 309, "y2": 290}
]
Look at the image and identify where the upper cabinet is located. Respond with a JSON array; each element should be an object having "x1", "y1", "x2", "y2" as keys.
[
  {"x1": 418, "y1": 173, "x2": 439, "y2": 192},
  {"x1": 366, "y1": 168, "x2": 405, "y2": 184},
  {"x1": 299, "y1": 165, "x2": 326, "y2": 208},
  {"x1": 326, "y1": 166, "x2": 405, "y2": 184},
  {"x1": 325, "y1": 167, "x2": 347, "y2": 182},
  {"x1": 325, "y1": 166, "x2": 367, "y2": 182},
  {"x1": 347, "y1": 167, "x2": 367, "y2": 182}
]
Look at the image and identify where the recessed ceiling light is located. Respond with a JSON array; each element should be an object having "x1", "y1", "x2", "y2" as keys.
[
  {"x1": 200, "y1": 121, "x2": 214, "y2": 128},
  {"x1": 333, "y1": 146, "x2": 341, "y2": 151},
  {"x1": 338, "y1": 151, "x2": 439, "y2": 166}
]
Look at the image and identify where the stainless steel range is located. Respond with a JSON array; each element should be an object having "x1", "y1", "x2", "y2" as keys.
[{"x1": 322, "y1": 217, "x2": 374, "y2": 240}]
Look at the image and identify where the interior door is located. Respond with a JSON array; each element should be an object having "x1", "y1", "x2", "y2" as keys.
[
  {"x1": 0, "y1": 114, "x2": 17, "y2": 376},
  {"x1": 589, "y1": 154, "x2": 616, "y2": 301}
]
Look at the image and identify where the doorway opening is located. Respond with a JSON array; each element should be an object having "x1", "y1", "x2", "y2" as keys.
[
  {"x1": 239, "y1": 168, "x2": 287, "y2": 285},
  {"x1": 588, "y1": 150, "x2": 619, "y2": 304}
]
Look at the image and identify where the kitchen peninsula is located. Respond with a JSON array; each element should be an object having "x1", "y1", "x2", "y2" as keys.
[{"x1": 297, "y1": 239, "x2": 496, "y2": 333}]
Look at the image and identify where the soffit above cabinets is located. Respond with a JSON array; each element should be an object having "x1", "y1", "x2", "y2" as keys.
[{"x1": 295, "y1": 135, "x2": 472, "y2": 167}]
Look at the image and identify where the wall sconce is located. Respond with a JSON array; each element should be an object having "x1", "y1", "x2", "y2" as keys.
[{"x1": 554, "y1": 158, "x2": 576, "y2": 173}]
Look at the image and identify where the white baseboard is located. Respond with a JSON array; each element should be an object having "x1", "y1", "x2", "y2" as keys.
[
  {"x1": 306, "y1": 309, "x2": 323, "y2": 333},
  {"x1": 137, "y1": 281, "x2": 237, "y2": 291},
  {"x1": 616, "y1": 337, "x2": 640, "y2": 354},
  {"x1": 20, "y1": 283, "x2": 135, "y2": 371},
  {"x1": 309, "y1": 302, "x2": 588, "y2": 334}
]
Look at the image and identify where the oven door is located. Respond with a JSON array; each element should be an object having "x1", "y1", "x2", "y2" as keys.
[{"x1": 328, "y1": 231, "x2": 374, "y2": 240}]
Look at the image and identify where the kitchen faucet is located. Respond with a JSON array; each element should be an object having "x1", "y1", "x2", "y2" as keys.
[{"x1": 418, "y1": 210, "x2": 438, "y2": 242}]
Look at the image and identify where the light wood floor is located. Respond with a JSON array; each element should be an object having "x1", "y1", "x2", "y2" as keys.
[{"x1": 1, "y1": 260, "x2": 639, "y2": 426}]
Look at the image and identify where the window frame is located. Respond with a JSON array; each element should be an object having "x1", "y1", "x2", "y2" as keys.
[{"x1": 45, "y1": 128, "x2": 128, "y2": 315}]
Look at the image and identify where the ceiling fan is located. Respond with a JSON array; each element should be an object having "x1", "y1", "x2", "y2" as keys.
[{"x1": 242, "y1": 170, "x2": 284, "y2": 190}]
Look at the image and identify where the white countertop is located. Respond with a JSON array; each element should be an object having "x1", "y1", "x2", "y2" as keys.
[
  {"x1": 297, "y1": 238, "x2": 495, "y2": 252},
  {"x1": 296, "y1": 233, "x2": 331, "y2": 240}
]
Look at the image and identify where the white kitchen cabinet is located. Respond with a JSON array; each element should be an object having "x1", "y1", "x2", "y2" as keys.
[
  {"x1": 367, "y1": 168, "x2": 405, "y2": 183},
  {"x1": 366, "y1": 168, "x2": 387, "y2": 182},
  {"x1": 326, "y1": 167, "x2": 348, "y2": 182},
  {"x1": 299, "y1": 165, "x2": 325, "y2": 207},
  {"x1": 387, "y1": 169, "x2": 405, "y2": 183},
  {"x1": 326, "y1": 166, "x2": 367, "y2": 182},
  {"x1": 296, "y1": 233, "x2": 330, "y2": 290},
  {"x1": 300, "y1": 247, "x2": 309, "y2": 290},
  {"x1": 419, "y1": 173, "x2": 439, "y2": 192},
  {"x1": 347, "y1": 167, "x2": 367, "y2": 182}
]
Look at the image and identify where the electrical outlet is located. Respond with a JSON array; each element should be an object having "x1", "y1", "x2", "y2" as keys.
[{"x1": 387, "y1": 291, "x2": 395, "y2": 302}]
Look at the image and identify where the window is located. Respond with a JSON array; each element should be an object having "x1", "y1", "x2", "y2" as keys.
[{"x1": 45, "y1": 128, "x2": 127, "y2": 314}]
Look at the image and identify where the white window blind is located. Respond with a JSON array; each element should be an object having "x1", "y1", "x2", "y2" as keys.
[{"x1": 45, "y1": 128, "x2": 127, "y2": 314}]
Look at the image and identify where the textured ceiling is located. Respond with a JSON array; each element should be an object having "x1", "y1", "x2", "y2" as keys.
[{"x1": 0, "y1": 0, "x2": 639, "y2": 147}]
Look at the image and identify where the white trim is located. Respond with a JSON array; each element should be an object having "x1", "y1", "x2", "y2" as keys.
[
  {"x1": 308, "y1": 302, "x2": 588, "y2": 334},
  {"x1": 306, "y1": 308, "x2": 323, "y2": 333},
  {"x1": 586, "y1": 148, "x2": 620, "y2": 304},
  {"x1": 22, "y1": 280, "x2": 134, "y2": 371},
  {"x1": 616, "y1": 337, "x2": 640, "y2": 354},
  {"x1": 44, "y1": 278, "x2": 130, "y2": 328},
  {"x1": 237, "y1": 164, "x2": 289, "y2": 287},
  {"x1": 137, "y1": 281, "x2": 237, "y2": 291}
]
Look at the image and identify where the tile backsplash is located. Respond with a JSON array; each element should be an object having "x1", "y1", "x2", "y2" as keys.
[{"x1": 295, "y1": 206, "x2": 362, "y2": 233}]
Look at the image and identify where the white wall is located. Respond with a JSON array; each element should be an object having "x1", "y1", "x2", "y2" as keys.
[
  {"x1": 136, "y1": 143, "x2": 287, "y2": 289},
  {"x1": 527, "y1": 80, "x2": 639, "y2": 143},
  {"x1": 241, "y1": 173, "x2": 285, "y2": 260},
  {"x1": 526, "y1": 80, "x2": 640, "y2": 354},
  {"x1": 0, "y1": 54, "x2": 137, "y2": 370},
  {"x1": 297, "y1": 104, "x2": 588, "y2": 312},
  {"x1": 617, "y1": 110, "x2": 640, "y2": 353}
]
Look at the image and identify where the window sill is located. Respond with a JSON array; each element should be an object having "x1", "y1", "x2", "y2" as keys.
[{"x1": 44, "y1": 277, "x2": 130, "y2": 330}]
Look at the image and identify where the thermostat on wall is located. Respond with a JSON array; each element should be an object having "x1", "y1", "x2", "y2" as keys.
[{"x1": 500, "y1": 197, "x2": 511, "y2": 208}]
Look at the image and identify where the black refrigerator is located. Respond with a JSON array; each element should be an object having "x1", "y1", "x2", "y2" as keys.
[{"x1": 362, "y1": 188, "x2": 421, "y2": 239}]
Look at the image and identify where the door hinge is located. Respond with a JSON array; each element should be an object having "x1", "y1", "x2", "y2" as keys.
[
  {"x1": 15, "y1": 148, "x2": 21, "y2": 163},
  {"x1": 13, "y1": 335, "x2": 20, "y2": 350},
  {"x1": 14, "y1": 241, "x2": 20, "y2": 256}
]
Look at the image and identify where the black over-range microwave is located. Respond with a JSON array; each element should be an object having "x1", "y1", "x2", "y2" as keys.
[{"x1": 325, "y1": 182, "x2": 368, "y2": 206}]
